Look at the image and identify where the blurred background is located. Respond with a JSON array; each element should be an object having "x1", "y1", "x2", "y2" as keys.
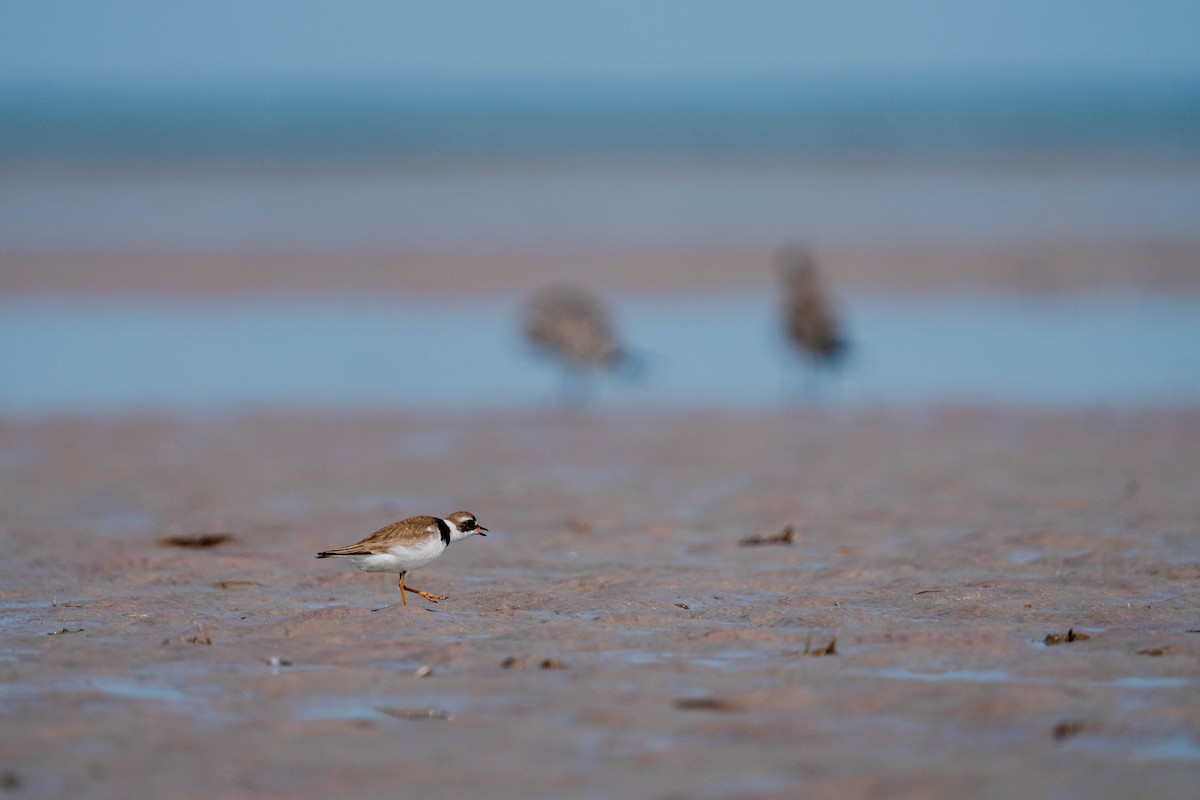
[{"x1": 2, "y1": 0, "x2": 1199, "y2": 411}]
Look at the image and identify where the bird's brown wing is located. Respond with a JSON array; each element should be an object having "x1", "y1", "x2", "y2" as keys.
[{"x1": 315, "y1": 515, "x2": 441, "y2": 557}]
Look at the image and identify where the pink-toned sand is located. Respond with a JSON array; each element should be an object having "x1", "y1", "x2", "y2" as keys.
[
  {"x1": 4, "y1": 239, "x2": 1200, "y2": 297},
  {"x1": 2, "y1": 408, "x2": 1198, "y2": 799}
]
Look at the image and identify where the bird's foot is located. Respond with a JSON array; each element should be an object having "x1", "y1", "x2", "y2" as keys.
[{"x1": 404, "y1": 587, "x2": 446, "y2": 603}]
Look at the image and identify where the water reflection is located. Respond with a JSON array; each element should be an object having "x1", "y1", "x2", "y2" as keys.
[{"x1": 1, "y1": 291, "x2": 1197, "y2": 414}]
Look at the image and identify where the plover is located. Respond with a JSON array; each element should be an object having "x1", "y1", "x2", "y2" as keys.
[
  {"x1": 523, "y1": 285, "x2": 638, "y2": 405},
  {"x1": 315, "y1": 511, "x2": 487, "y2": 606},
  {"x1": 778, "y1": 245, "x2": 847, "y2": 396}
]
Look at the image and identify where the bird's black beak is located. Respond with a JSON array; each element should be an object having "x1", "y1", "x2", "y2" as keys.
[{"x1": 476, "y1": 526, "x2": 488, "y2": 536}]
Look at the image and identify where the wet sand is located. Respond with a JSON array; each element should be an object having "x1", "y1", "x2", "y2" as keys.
[
  {"x1": 2, "y1": 408, "x2": 1198, "y2": 798},
  {"x1": 5, "y1": 239, "x2": 1200, "y2": 297}
]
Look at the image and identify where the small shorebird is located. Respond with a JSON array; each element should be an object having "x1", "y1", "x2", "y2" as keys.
[
  {"x1": 778, "y1": 245, "x2": 847, "y2": 397},
  {"x1": 315, "y1": 511, "x2": 487, "y2": 607},
  {"x1": 523, "y1": 285, "x2": 638, "y2": 406}
]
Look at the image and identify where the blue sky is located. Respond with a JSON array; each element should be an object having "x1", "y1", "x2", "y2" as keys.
[{"x1": 2, "y1": 0, "x2": 1198, "y2": 87}]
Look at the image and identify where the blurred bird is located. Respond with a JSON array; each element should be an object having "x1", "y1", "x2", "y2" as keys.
[
  {"x1": 523, "y1": 285, "x2": 638, "y2": 406},
  {"x1": 778, "y1": 245, "x2": 848, "y2": 398}
]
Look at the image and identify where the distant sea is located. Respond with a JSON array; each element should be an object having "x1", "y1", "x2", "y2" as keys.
[
  {"x1": 2, "y1": 76, "x2": 1198, "y2": 164},
  {"x1": 1, "y1": 76, "x2": 1198, "y2": 251}
]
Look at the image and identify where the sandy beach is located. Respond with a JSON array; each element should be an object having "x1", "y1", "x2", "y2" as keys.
[
  {"x1": 4, "y1": 185, "x2": 1199, "y2": 798},
  {"x1": 2, "y1": 407, "x2": 1198, "y2": 798}
]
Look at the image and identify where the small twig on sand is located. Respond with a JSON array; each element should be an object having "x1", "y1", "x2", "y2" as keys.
[{"x1": 740, "y1": 525, "x2": 795, "y2": 547}]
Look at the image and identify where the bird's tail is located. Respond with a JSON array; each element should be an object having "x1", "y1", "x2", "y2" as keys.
[{"x1": 314, "y1": 545, "x2": 371, "y2": 559}]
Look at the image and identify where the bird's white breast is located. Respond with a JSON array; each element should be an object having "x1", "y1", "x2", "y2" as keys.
[{"x1": 353, "y1": 534, "x2": 447, "y2": 574}]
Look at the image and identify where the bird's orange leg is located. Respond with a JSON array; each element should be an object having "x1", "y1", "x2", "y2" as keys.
[
  {"x1": 397, "y1": 572, "x2": 408, "y2": 606},
  {"x1": 402, "y1": 581, "x2": 445, "y2": 603}
]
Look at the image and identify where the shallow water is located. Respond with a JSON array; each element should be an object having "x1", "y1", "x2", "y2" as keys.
[
  {"x1": 859, "y1": 668, "x2": 1193, "y2": 690},
  {"x1": 2, "y1": 291, "x2": 1198, "y2": 414}
]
